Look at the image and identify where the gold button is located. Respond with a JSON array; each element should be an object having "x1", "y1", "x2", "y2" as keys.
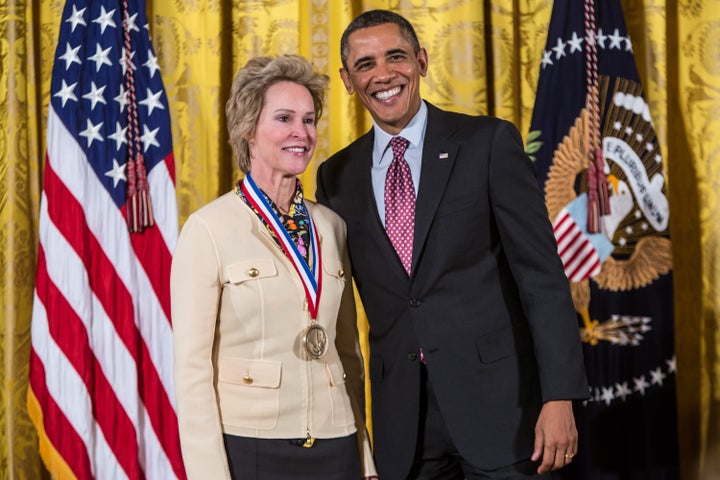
[
  {"x1": 248, "y1": 268, "x2": 259, "y2": 278},
  {"x1": 338, "y1": 270, "x2": 345, "y2": 278},
  {"x1": 242, "y1": 375, "x2": 253, "y2": 384},
  {"x1": 342, "y1": 372, "x2": 347, "y2": 380}
]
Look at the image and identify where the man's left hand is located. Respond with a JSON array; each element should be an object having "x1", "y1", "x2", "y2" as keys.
[{"x1": 530, "y1": 400, "x2": 577, "y2": 474}]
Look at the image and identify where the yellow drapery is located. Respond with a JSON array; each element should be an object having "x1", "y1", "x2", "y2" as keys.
[{"x1": 1, "y1": 1, "x2": 718, "y2": 478}]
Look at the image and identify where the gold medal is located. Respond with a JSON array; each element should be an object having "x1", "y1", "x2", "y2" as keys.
[{"x1": 303, "y1": 323, "x2": 328, "y2": 359}]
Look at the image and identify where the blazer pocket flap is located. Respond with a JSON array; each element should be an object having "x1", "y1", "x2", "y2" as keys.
[
  {"x1": 226, "y1": 259, "x2": 277, "y2": 284},
  {"x1": 219, "y1": 357, "x2": 282, "y2": 388},
  {"x1": 476, "y1": 323, "x2": 533, "y2": 364},
  {"x1": 322, "y1": 260, "x2": 347, "y2": 281},
  {"x1": 325, "y1": 362, "x2": 347, "y2": 386}
]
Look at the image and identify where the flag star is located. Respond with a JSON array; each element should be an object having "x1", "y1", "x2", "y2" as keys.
[
  {"x1": 79, "y1": 119, "x2": 104, "y2": 147},
  {"x1": 646, "y1": 142, "x2": 654, "y2": 151},
  {"x1": 552, "y1": 37, "x2": 567, "y2": 59},
  {"x1": 641, "y1": 222, "x2": 649, "y2": 230},
  {"x1": 608, "y1": 29, "x2": 624, "y2": 49},
  {"x1": 105, "y1": 159, "x2": 127, "y2": 188},
  {"x1": 88, "y1": 43, "x2": 113, "y2": 72},
  {"x1": 650, "y1": 367, "x2": 667, "y2": 386},
  {"x1": 107, "y1": 121, "x2": 128, "y2": 151},
  {"x1": 124, "y1": 12, "x2": 140, "y2": 32},
  {"x1": 567, "y1": 31, "x2": 583, "y2": 53},
  {"x1": 600, "y1": 386, "x2": 615, "y2": 405},
  {"x1": 597, "y1": 28, "x2": 607, "y2": 49},
  {"x1": 141, "y1": 125, "x2": 160, "y2": 151},
  {"x1": 58, "y1": 42, "x2": 82, "y2": 70},
  {"x1": 120, "y1": 47, "x2": 136, "y2": 74},
  {"x1": 139, "y1": 88, "x2": 165, "y2": 116},
  {"x1": 114, "y1": 84, "x2": 129, "y2": 112},
  {"x1": 143, "y1": 49, "x2": 160, "y2": 78},
  {"x1": 633, "y1": 375, "x2": 650, "y2": 395},
  {"x1": 613, "y1": 121, "x2": 622, "y2": 130},
  {"x1": 625, "y1": 36, "x2": 634, "y2": 53},
  {"x1": 625, "y1": 226, "x2": 633, "y2": 234},
  {"x1": 65, "y1": 4, "x2": 87, "y2": 32},
  {"x1": 634, "y1": 210, "x2": 642, "y2": 218},
  {"x1": 625, "y1": 126, "x2": 633, "y2": 135},
  {"x1": 636, "y1": 133, "x2": 643, "y2": 142},
  {"x1": 667, "y1": 356, "x2": 677, "y2": 373},
  {"x1": 655, "y1": 154, "x2": 662, "y2": 163},
  {"x1": 615, "y1": 382, "x2": 632, "y2": 401},
  {"x1": 618, "y1": 237, "x2": 627, "y2": 246},
  {"x1": 93, "y1": 6, "x2": 117, "y2": 34},
  {"x1": 541, "y1": 50, "x2": 553, "y2": 69},
  {"x1": 82, "y1": 81, "x2": 107, "y2": 110},
  {"x1": 53, "y1": 79, "x2": 78, "y2": 107}
]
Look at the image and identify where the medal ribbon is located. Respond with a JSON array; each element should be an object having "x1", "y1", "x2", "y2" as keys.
[{"x1": 241, "y1": 173, "x2": 322, "y2": 319}]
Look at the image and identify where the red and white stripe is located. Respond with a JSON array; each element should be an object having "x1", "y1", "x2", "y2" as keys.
[
  {"x1": 553, "y1": 207, "x2": 602, "y2": 282},
  {"x1": 28, "y1": 106, "x2": 185, "y2": 479}
]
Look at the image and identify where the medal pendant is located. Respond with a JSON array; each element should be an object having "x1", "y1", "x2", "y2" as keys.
[{"x1": 303, "y1": 323, "x2": 328, "y2": 359}]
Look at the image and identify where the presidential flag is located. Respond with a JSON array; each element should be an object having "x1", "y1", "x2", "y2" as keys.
[
  {"x1": 528, "y1": 0, "x2": 678, "y2": 478},
  {"x1": 27, "y1": 0, "x2": 186, "y2": 478}
]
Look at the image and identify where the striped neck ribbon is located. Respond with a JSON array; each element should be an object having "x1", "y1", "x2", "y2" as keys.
[{"x1": 241, "y1": 173, "x2": 322, "y2": 319}]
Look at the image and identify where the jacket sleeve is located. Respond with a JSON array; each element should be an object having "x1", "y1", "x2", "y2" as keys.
[
  {"x1": 487, "y1": 120, "x2": 589, "y2": 402},
  {"x1": 333, "y1": 224, "x2": 378, "y2": 477},
  {"x1": 171, "y1": 214, "x2": 232, "y2": 480}
]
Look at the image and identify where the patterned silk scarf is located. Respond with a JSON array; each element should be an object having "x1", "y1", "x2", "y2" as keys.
[{"x1": 236, "y1": 177, "x2": 312, "y2": 266}]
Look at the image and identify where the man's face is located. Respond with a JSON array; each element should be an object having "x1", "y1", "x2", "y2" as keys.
[{"x1": 340, "y1": 23, "x2": 428, "y2": 135}]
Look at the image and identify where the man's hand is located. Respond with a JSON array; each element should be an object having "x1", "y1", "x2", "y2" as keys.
[{"x1": 530, "y1": 400, "x2": 577, "y2": 474}]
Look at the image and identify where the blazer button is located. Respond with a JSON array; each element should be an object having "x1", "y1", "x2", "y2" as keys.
[
  {"x1": 242, "y1": 375, "x2": 253, "y2": 384},
  {"x1": 407, "y1": 352, "x2": 417, "y2": 361},
  {"x1": 409, "y1": 298, "x2": 421, "y2": 308},
  {"x1": 338, "y1": 269, "x2": 345, "y2": 278},
  {"x1": 248, "y1": 268, "x2": 259, "y2": 278}
]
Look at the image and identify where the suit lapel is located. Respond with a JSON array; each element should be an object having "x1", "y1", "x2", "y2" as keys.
[
  {"x1": 412, "y1": 104, "x2": 460, "y2": 274},
  {"x1": 350, "y1": 107, "x2": 461, "y2": 279}
]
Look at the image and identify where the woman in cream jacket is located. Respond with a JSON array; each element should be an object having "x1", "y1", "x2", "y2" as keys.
[{"x1": 171, "y1": 55, "x2": 376, "y2": 480}]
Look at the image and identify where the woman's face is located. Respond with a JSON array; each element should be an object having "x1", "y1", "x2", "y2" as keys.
[{"x1": 248, "y1": 81, "x2": 317, "y2": 179}]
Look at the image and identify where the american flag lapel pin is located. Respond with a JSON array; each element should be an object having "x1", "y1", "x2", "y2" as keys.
[{"x1": 438, "y1": 151, "x2": 449, "y2": 159}]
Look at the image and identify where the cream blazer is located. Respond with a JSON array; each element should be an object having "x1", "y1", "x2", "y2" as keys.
[{"x1": 171, "y1": 191, "x2": 376, "y2": 479}]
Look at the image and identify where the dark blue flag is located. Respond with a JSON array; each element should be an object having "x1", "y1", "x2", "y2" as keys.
[{"x1": 528, "y1": 1, "x2": 678, "y2": 478}]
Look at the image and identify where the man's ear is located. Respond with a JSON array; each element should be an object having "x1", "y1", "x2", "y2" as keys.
[
  {"x1": 417, "y1": 48, "x2": 429, "y2": 77},
  {"x1": 339, "y1": 68, "x2": 355, "y2": 95}
]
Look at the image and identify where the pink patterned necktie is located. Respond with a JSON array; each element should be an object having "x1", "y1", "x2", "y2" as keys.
[{"x1": 384, "y1": 136, "x2": 415, "y2": 275}]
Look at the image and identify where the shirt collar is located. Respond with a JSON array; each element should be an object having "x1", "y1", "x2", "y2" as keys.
[{"x1": 373, "y1": 100, "x2": 428, "y2": 164}]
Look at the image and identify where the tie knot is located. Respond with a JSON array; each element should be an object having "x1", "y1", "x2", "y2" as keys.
[{"x1": 389, "y1": 136, "x2": 409, "y2": 159}]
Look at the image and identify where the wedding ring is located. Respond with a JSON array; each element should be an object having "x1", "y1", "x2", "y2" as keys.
[{"x1": 564, "y1": 453, "x2": 575, "y2": 459}]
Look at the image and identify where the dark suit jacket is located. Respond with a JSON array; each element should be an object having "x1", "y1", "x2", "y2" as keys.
[{"x1": 316, "y1": 102, "x2": 588, "y2": 479}]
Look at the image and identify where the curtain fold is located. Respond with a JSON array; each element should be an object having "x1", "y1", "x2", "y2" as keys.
[
  {"x1": 670, "y1": 2, "x2": 720, "y2": 477},
  {"x1": 1, "y1": 1, "x2": 717, "y2": 478}
]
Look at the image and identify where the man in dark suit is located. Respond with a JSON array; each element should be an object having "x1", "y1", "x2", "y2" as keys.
[{"x1": 316, "y1": 10, "x2": 589, "y2": 480}]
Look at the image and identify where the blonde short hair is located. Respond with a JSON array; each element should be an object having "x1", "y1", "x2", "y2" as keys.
[{"x1": 225, "y1": 55, "x2": 329, "y2": 173}]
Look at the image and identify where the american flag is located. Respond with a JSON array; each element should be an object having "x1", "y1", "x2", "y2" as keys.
[{"x1": 27, "y1": 0, "x2": 186, "y2": 478}]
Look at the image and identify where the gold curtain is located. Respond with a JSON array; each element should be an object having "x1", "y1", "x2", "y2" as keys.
[{"x1": 1, "y1": 1, "x2": 718, "y2": 478}]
